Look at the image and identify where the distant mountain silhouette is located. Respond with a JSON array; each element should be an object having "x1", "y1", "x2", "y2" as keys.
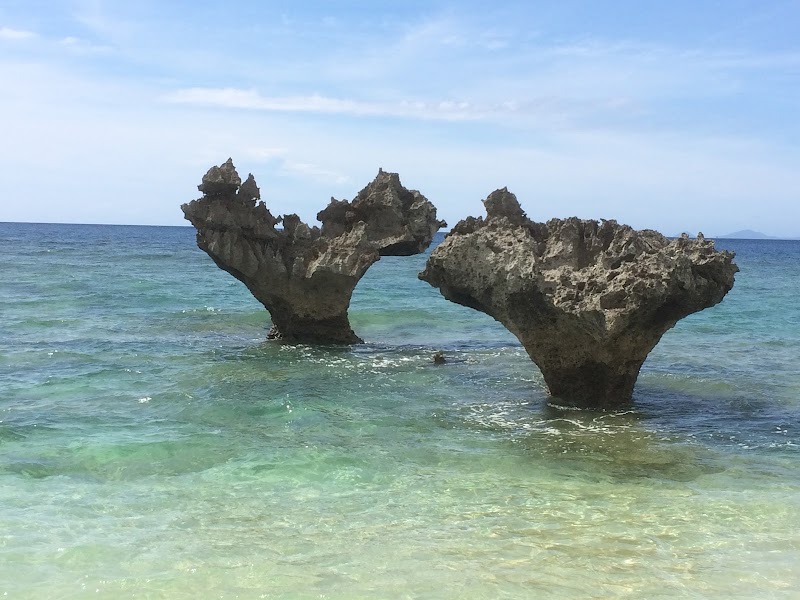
[
  {"x1": 718, "y1": 229, "x2": 776, "y2": 239},
  {"x1": 669, "y1": 229, "x2": 800, "y2": 240}
]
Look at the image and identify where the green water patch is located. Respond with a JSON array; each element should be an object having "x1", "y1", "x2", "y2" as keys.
[
  {"x1": 0, "y1": 424, "x2": 27, "y2": 443},
  {"x1": 2, "y1": 434, "x2": 241, "y2": 481}
]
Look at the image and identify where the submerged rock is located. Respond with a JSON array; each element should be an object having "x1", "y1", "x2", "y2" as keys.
[
  {"x1": 419, "y1": 188, "x2": 738, "y2": 409},
  {"x1": 182, "y1": 159, "x2": 445, "y2": 344}
]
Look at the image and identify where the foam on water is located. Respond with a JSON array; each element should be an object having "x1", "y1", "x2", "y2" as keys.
[{"x1": 0, "y1": 224, "x2": 798, "y2": 598}]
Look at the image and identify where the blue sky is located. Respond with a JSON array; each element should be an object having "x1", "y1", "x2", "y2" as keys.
[{"x1": 1, "y1": 1, "x2": 799, "y2": 236}]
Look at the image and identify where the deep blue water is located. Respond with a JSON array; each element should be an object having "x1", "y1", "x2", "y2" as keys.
[{"x1": 1, "y1": 222, "x2": 798, "y2": 598}]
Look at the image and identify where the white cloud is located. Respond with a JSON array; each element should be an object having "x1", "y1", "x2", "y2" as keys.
[
  {"x1": 164, "y1": 87, "x2": 492, "y2": 121},
  {"x1": 165, "y1": 88, "x2": 374, "y2": 114},
  {"x1": 57, "y1": 35, "x2": 113, "y2": 55},
  {"x1": 237, "y1": 147, "x2": 348, "y2": 185},
  {"x1": 0, "y1": 27, "x2": 37, "y2": 41},
  {"x1": 2, "y1": 52, "x2": 798, "y2": 235},
  {"x1": 163, "y1": 87, "x2": 600, "y2": 124},
  {"x1": 240, "y1": 146, "x2": 289, "y2": 162},
  {"x1": 1, "y1": 4, "x2": 799, "y2": 236},
  {"x1": 0, "y1": 26, "x2": 112, "y2": 55},
  {"x1": 281, "y1": 161, "x2": 350, "y2": 185},
  {"x1": 71, "y1": 2, "x2": 135, "y2": 44}
]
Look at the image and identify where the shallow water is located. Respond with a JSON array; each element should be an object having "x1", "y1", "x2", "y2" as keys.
[{"x1": 1, "y1": 223, "x2": 798, "y2": 598}]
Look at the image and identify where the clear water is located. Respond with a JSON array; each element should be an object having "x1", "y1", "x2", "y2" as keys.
[{"x1": 1, "y1": 223, "x2": 798, "y2": 599}]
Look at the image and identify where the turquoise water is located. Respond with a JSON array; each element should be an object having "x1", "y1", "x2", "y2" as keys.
[{"x1": 1, "y1": 222, "x2": 798, "y2": 599}]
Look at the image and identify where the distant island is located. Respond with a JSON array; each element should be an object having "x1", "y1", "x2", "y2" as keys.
[
  {"x1": 717, "y1": 229, "x2": 776, "y2": 239},
  {"x1": 670, "y1": 229, "x2": 798, "y2": 240}
]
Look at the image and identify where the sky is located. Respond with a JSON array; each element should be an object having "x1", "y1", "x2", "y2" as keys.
[{"x1": 1, "y1": 0, "x2": 799, "y2": 237}]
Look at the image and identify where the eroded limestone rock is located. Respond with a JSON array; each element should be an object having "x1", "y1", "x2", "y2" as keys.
[
  {"x1": 419, "y1": 188, "x2": 738, "y2": 408},
  {"x1": 182, "y1": 159, "x2": 445, "y2": 344}
]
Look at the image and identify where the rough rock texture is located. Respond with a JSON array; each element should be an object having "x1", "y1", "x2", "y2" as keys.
[
  {"x1": 182, "y1": 159, "x2": 445, "y2": 344},
  {"x1": 419, "y1": 188, "x2": 738, "y2": 409}
]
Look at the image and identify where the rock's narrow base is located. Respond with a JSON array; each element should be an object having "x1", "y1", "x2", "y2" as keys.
[
  {"x1": 268, "y1": 314, "x2": 363, "y2": 345},
  {"x1": 540, "y1": 361, "x2": 641, "y2": 409}
]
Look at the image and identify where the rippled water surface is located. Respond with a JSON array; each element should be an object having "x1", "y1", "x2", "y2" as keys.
[{"x1": 1, "y1": 223, "x2": 798, "y2": 598}]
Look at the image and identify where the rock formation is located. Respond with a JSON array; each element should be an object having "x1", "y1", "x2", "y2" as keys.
[
  {"x1": 419, "y1": 188, "x2": 738, "y2": 409},
  {"x1": 182, "y1": 159, "x2": 445, "y2": 344}
]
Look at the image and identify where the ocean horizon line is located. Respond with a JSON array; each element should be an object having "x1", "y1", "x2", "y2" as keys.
[
  {"x1": 4, "y1": 220, "x2": 800, "y2": 241},
  {"x1": 0, "y1": 220, "x2": 195, "y2": 229}
]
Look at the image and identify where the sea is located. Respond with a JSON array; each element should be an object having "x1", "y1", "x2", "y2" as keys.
[{"x1": 1, "y1": 222, "x2": 798, "y2": 599}]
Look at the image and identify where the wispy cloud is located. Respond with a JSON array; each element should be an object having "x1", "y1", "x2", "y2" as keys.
[
  {"x1": 164, "y1": 87, "x2": 496, "y2": 121},
  {"x1": 0, "y1": 27, "x2": 37, "y2": 41},
  {"x1": 161, "y1": 86, "x2": 628, "y2": 126},
  {"x1": 71, "y1": 1, "x2": 136, "y2": 45},
  {"x1": 1, "y1": 2, "x2": 799, "y2": 235},
  {"x1": 240, "y1": 146, "x2": 289, "y2": 162},
  {"x1": 281, "y1": 161, "x2": 350, "y2": 185},
  {"x1": 0, "y1": 24, "x2": 112, "y2": 57},
  {"x1": 155, "y1": 13, "x2": 799, "y2": 136},
  {"x1": 236, "y1": 146, "x2": 348, "y2": 185},
  {"x1": 59, "y1": 35, "x2": 113, "y2": 54}
]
